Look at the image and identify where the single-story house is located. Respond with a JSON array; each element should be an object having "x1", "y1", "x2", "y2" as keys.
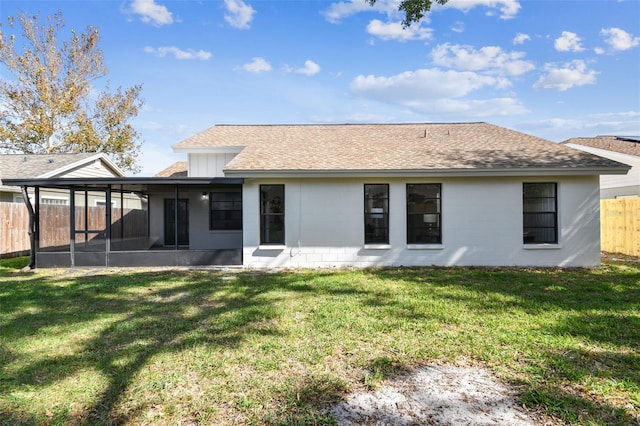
[
  {"x1": 562, "y1": 136, "x2": 640, "y2": 199},
  {"x1": 4, "y1": 122, "x2": 630, "y2": 269},
  {"x1": 0, "y1": 153, "x2": 139, "y2": 208}
]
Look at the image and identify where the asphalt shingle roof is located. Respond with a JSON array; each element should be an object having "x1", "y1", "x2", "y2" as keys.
[
  {"x1": 154, "y1": 161, "x2": 188, "y2": 177},
  {"x1": 0, "y1": 153, "x2": 100, "y2": 179},
  {"x1": 173, "y1": 122, "x2": 627, "y2": 174},
  {"x1": 563, "y1": 136, "x2": 640, "y2": 158}
]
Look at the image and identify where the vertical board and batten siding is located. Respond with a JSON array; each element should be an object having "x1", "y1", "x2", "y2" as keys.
[
  {"x1": 188, "y1": 153, "x2": 238, "y2": 177},
  {"x1": 601, "y1": 198, "x2": 640, "y2": 256}
]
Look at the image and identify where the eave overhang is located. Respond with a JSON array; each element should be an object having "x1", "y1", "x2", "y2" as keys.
[
  {"x1": 172, "y1": 146, "x2": 245, "y2": 154},
  {"x1": 222, "y1": 166, "x2": 631, "y2": 179},
  {"x1": 2, "y1": 177, "x2": 244, "y2": 192}
]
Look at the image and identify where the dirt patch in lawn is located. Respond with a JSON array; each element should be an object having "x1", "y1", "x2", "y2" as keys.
[{"x1": 328, "y1": 365, "x2": 558, "y2": 425}]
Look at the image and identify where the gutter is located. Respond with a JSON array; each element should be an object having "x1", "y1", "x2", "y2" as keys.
[{"x1": 222, "y1": 166, "x2": 632, "y2": 179}]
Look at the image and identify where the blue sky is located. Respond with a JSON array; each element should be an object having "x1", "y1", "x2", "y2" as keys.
[{"x1": 1, "y1": 0, "x2": 639, "y2": 176}]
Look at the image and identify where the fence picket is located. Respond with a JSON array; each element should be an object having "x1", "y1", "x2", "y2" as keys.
[
  {"x1": 1, "y1": 203, "x2": 148, "y2": 257},
  {"x1": 600, "y1": 198, "x2": 640, "y2": 257}
]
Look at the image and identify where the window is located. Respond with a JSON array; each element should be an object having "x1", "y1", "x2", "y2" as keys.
[
  {"x1": 407, "y1": 184, "x2": 441, "y2": 244},
  {"x1": 260, "y1": 185, "x2": 284, "y2": 245},
  {"x1": 364, "y1": 184, "x2": 389, "y2": 244},
  {"x1": 40, "y1": 196, "x2": 68, "y2": 205},
  {"x1": 523, "y1": 183, "x2": 557, "y2": 244},
  {"x1": 209, "y1": 186, "x2": 242, "y2": 230}
]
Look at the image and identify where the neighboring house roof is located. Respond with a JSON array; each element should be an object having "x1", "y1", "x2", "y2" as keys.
[
  {"x1": 562, "y1": 136, "x2": 640, "y2": 157},
  {"x1": 173, "y1": 122, "x2": 629, "y2": 177},
  {"x1": 155, "y1": 161, "x2": 188, "y2": 177},
  {"x1": 0, "y1": 153, "x2": 125, "y2": 192}
]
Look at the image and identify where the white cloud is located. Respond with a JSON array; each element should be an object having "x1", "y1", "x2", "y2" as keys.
[
  {"x1": 130, "y1": 0, "x2": 173, "y2": 26},
  {"x1": 224, "y1": 0, "x2": 255, "y2": 30},
  {"x1": 554, "y1": 31, "x2": 585, "y2": 52},
  {"x1": 451, "y1": 21, "x2": 465, "y2": 33},
  {"x1": 144, "y1": 46, "x2": 212, "y2": 60},
  {"x1": 444, "y1": 0, "x2": 521, "y2": 19},
  {"x1": 299, "y1": 60, "x2": 321, "y2": 76},
  {"x1": 430, "y1": 43, "x2": 535, "y2": 76},
  {"x1": 589, "y1": 111, "x2": 640, "y2": 120},
  {"x1": 522, "y1": 113, "x2": 640, "y2": 142},
  {"x1": 513, "y1": 33, "x2": 530, "y2": 45},
  {"x1": 311, "y1": 112, "x2": 397, "y2": 124},
  {"x1": 323, "y1": 0, "x2": 394, "y2": 24},
  {"x1": 367, "y1": 19, "x2": 433, "y2": 41},
  {"x1": 325, "y1": 0, "x2": 520, "y2": 23},
  {"x1": 533, "y1": 60, "x2": 597, "y2": 91},
  {"x1": 242, "y1": 57, "x2": 272, "y2": 73},
  {"x1": 600, "y1": 27, "x2": 640, "y2": 51},
  {"x1": 349, "y1": 68, "x2": 527, "y2": 116}
]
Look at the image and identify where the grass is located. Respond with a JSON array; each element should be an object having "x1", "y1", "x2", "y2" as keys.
[{"x1": 0, "y1": 257, "x2": 638, "y2": 425}]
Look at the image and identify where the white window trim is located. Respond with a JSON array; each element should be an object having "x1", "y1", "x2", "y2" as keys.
[
  {"x1": 94, "y1": 199, "x2": 116, "y2": 207},
  {"x1": 407, "y1": 244, "x2": 445, "y2": 250},
  {"x1": 40, "y1": 195, "x2": 69, "y2": 205},
  {"x1": 523, "y1": 244, "x2": 562, "y2": 250},
  {"x1": 364, "y1": 244, "x2": 391, "y2": 250},
  {"x1": 258, "y1": 244, "x2": 286, "y2": 251}
]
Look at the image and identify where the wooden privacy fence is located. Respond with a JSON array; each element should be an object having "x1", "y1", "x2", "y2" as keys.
[
  {"x1": 601, "y1": 198, "x2": 640, "y2": 257},
  {"x1": 1, "y1": 203, "x2": 148, "y2": 257},
  {"x1": 0, "y1": 203, "x2": 30, "y2": 257}
]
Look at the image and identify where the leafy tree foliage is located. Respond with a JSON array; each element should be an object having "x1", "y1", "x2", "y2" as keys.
[
  {"x1": 368, "y1": 0, "x2": 449, "y2": 27},
  {"x1": 0, "y1": 12, "x2": 143, "y2": 172}
]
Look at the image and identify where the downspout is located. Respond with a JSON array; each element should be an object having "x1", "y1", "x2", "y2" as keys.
[{"x1": 20, "y1": 185, "x2": 36, "y2": 269}]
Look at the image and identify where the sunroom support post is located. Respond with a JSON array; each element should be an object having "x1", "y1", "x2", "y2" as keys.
[
  {"x1": 106, "y1": 185, "x2": 111, "y2": 267},
  {"x1": 119, "y1": 185, "x2": 124, "y2": 240},
  {"x1": 174, "y1": 185, "x2": 179, "y2": 250},
  {"x1": 70, "y1": 188, "x2": 75, "y2": 267},
  {"x1": 20, "y1": 185, "x2": 36, "y2": 269}
]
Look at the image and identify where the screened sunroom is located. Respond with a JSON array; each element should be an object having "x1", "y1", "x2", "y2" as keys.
[{"x1": 3, "y1": 177, "x2": 243, "y2": 268}]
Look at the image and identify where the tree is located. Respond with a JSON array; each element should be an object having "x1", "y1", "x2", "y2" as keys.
[
  {"x1": 0, "y1": 11, "x2": 143, "y2": 172},
  {"x1": 368, "y1": 0, "x2": 449, "y2": 28}
]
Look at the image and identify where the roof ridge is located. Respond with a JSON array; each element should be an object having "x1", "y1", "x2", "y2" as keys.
[{"x1": 212, "y1": 122, "x2": 487, "y2": 127}]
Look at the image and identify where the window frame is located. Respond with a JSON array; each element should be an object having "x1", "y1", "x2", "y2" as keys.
[
  {"x1": 260, "y1": 184, "x2": 285, "y2": 245},
  {"x1": 522, "y1": 182, "x2": 558, "y2": 244},
  {"x1": 40, "y1": 196, "x2": 69, "y2": 206},
  {"x1": 209, "y1": 186, "x2": 243, "y2": 231},
  {"x1": 406, "y1": 183, "x2": 442, "y2": 245},
  {"x1": 364, "y1": 184, "x2": 390, "y2": 245}
]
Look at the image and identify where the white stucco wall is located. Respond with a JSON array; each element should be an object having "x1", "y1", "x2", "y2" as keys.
[
  {"x1": 188, "y1": 189, "x2": 242, "y2": 250},
  {"x1": 242, "y1": 176, "x2": 601, "y2": 268},
  {"x1": 148, "y1": 189, "x2": 242, "y2": 249}
]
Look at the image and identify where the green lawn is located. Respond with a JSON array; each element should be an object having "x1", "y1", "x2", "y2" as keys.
[{"x1": 0, "y1": 257, "x2": 638, "y2": 425}]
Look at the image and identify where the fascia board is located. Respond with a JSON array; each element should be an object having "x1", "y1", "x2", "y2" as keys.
[
  {"x1": 38, "y1": 153, "x2": 126, "y2": 178},
  {"x1": 173, "y1": 146, "x2": 245, "y2": 154},
  {"x1": 223, "y1": 166, "x2": 631, "y2": 179}
]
